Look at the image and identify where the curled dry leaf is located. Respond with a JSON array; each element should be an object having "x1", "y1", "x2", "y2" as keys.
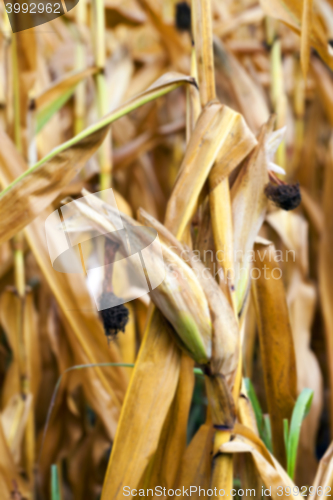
[
  {"x1": 231, "y1": 117, "x2": 274, "y2": 311},
  {"x1": 165, "y1": 102, "x2": 257, "y2": 240},
  {"x1": 220, "y1": 425, "x2": 297, "y2": 500}
]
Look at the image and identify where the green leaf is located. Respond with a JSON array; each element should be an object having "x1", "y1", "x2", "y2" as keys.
[
  {"x1": 35, "y1": 67, "x2": 98, "y2": 133},
  {"x1": 244, "y1": 378, "x2": 263, "y2": 431},
  {"x1": 286, "y1": 388, "x2": 314, "y2": 479},
  {"x1": 263, "y1": 414, "x2": 273, "y2": 453},
  {"x1": 244, "y1": 378, "x2": 273, "y2": 452},
  {"x1": 51, "y1": 464, "x2": 61, "y2": 500},
  {"x1": 283, "y1": 418, "x2": 289, "y2": 452},
  {"x1": 37, "y1": 89, "x2": 74, "y2": 134}
]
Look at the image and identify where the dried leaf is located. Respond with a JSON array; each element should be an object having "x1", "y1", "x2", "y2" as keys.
[
  {"x1": 0, "y1": 73, "x2": 196, "y2": 245},
  {"x1": 165, "y1": 102, "x2": 256, "y2": 239},
  {"x1": 231, "y1": 118, "x2": 273, "y2": 310},
  {"x1": 101, "y1": 308, "x2": 182, "y2": 500},
  {"x1": 260, "y1": 0, "x2": 333, "y2": 70},
  {"x1": 252, "y1": 243, "x2": 297, "y2": 467}
]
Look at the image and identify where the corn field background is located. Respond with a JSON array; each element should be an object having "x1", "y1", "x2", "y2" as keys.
[{"x1": 0, "y1": 0, "x2": 333, "y2": 498}]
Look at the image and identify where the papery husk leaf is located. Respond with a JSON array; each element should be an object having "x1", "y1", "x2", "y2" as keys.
[
  {"x1": 188, "y1": 256, "x2": 239, "y2": 382},
  {"x1": 137, "y1": 207, "x2": 184, "y2": 255},
  {"x1": 149, "y1": 246, "x2": 211, "y2": 364},
  {"x1": 74, "y1": 192, "x2": 212, "y2": 364},
  {"x1": 139, "y1": 206, "x2": 239, "y2": 379}
]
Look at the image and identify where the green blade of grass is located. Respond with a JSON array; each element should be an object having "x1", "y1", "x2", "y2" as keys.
[
  {"x1": 283, "y1": 418, "x2": 289, "y2": 452},
  {"x1": 37, "y1": 89, "x2": 74, "y2": 134},
  {"x1": 51, "y1": 464, "x2": 61, "y2": 500},
  {"x1": 244, "y1": 378, "x2": 273, "y2": 452},
  {"x1": 244, "y1": 377, "x2": 264, "y2": 431},
  {"x1": 286, "y1": 388, "x2": 314, "y2": 479},
  {"x1": 263, "y1": 414, "x2": 273, "y2": 453},
  {"x1": 35, "y1": 67, "x2": 99, "y2": 133}
]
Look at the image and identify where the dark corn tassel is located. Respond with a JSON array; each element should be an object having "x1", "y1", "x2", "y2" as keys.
[
  {"x1": 175, "y1": 2, "x2": 191, "y2": 32},
  {"x1": 99, "y1": 292, "x2": 129, "y2": 341},
  {"x1": 264, "y1": 181, "x2": 301, "y2": 211}
]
